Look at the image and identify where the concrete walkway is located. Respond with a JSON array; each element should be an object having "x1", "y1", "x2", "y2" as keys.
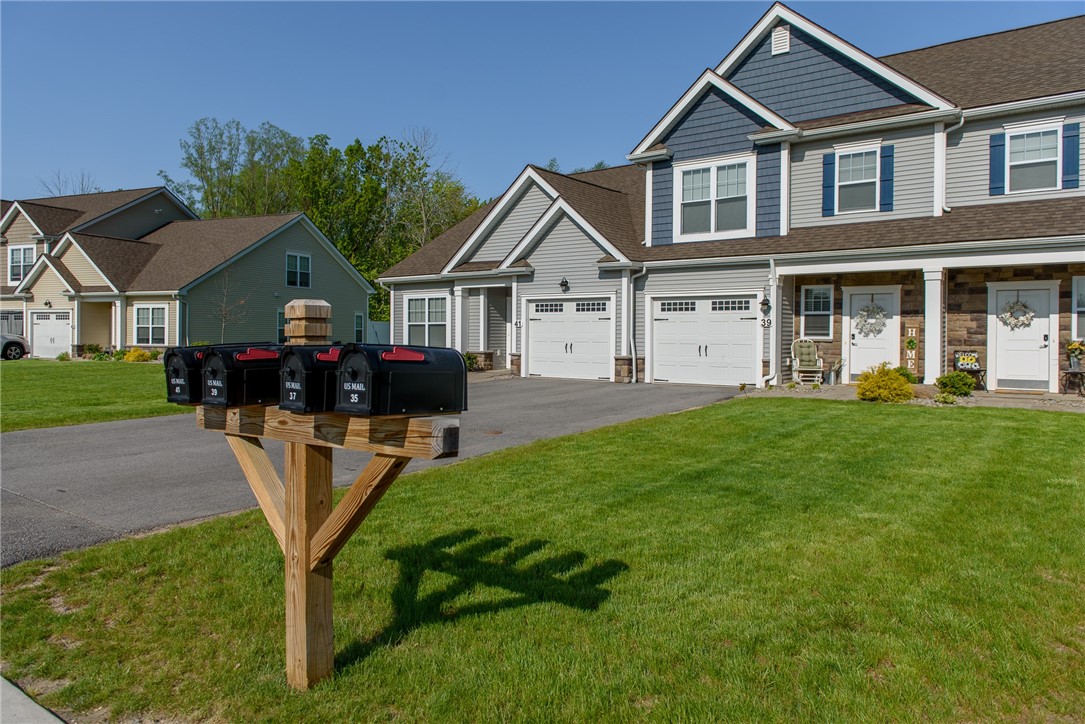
[{"x1": 1, "y1": 678, "x2": 64, "y2": 723}]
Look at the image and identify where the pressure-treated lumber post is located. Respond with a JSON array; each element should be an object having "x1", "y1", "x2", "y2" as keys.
[{"x1": 284, "y1": 299, "x2": 334, "y2": 689}]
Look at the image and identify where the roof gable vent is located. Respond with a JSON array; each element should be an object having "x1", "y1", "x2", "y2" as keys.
[{"x1": 771, "y1": 24, "x2": 790, "y2": 55}]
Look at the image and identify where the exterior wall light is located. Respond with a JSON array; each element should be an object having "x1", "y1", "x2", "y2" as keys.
[
  {"x1": 44, "y1": 299, "x2": 53, "y2": 308},
  {"x1": 759, "y1": 295, "x2": 771, "y2": 315},
  {"x1": 559, "y1": 277, "x2": 570, "y2": 291}
]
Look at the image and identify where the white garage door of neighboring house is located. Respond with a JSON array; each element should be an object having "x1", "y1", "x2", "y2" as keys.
[
  {"x1": 32, "y1": 311, "x2": 72, "y2": 358},
  {"x1": 652, "y1": 296, "x2": 758, "y2": 386},
  {"x1": 526, "y1": 298, "x2": 612, "y2": 380}
]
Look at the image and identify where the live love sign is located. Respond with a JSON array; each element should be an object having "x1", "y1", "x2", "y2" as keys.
[{"x1": 955, "y1": 351, "x2": 981, "y2": 371}]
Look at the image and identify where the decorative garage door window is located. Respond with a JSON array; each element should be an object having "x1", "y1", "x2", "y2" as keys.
[
  {"x1": 35, "y1": 311, "x2": 71, "y2": 322},
  {"x1": 534, "y1": 303, "x2": 564, "y2": 313},
  {"x1": 135, "y1": 306, "x2": 166, "y2": 345},
  {"x1": 711, "y1": 299, "x2": 751, "y2": 312},
  {"x1": 660, "y1": 301, "x2": 696, "y2": 313},
  {"x1": 407, "y1": 297, "x2": 447, "y2": 346},
  {"x1": 575, "y1": 301, "x2": 607, "y2": 313}
]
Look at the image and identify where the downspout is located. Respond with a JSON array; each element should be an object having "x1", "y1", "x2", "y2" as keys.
[
  {"x1": 942, "y1": 112, "x2": 965, "y2": 213},
  {"x1": 761, "y1": 258, "x2": 779, "y2": 388},
  {"x1": 628, "y1": 266, "x2": 648, "y2": 383}
]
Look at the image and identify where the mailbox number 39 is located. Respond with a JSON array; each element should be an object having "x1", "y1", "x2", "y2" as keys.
[{"x1": 209, "y1": 388, "x2": 218, "y2": 396}]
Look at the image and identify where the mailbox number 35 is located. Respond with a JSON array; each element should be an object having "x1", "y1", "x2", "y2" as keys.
[{"x1": 349, "y1": 393, "x2": 359, "y2": 403}]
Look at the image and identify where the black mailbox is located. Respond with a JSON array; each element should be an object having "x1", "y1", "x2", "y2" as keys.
[
  {"x1": 334, "y1": 344, "x2": 467, "y2": 416},
  {"x1": 279, "y1": 345, "x2": 343, "y2": 413},
  {"x1": 202, "y1": 345, "x2": 284, "y2": 406},
  {"x1": 164, "y1": 345, "x2": 209, "y2": 404}
]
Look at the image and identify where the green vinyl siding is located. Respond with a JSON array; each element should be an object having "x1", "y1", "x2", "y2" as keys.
[{"x1": 80, "y1": 193, "x2": 192, "y2": 239}]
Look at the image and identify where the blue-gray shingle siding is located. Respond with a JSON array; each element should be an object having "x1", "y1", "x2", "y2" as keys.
[
  {"x1": 726, "y1": 23, "x2": 918, "y2": 123},
  {"x1": 756, "y1": 143, "x2": 781, "y2": 237}
]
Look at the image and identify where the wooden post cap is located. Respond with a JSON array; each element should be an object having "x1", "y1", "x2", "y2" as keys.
[{"x1": 286, "y1": 299, "x2": 332, "y2": 344}]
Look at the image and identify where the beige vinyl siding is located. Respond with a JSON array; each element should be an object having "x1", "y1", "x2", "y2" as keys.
[
  {"x1": 80, "y1": 302, "x2": 113, "y2": 347},
  {"x1": 791, "y1": 124, "x2": 935, "y2": 228},
  {"x1": 513, "y1": 214, "x2": 624, "y2": 355},
  {"x1": 465, "y1": 183, "x2": 553, "y2": 263},
  {"x1": 4, "y1": 212, "x2": 43, "y2": 284},
  {"x1": 58, "y1": 243, "x2": 109, "y2": 287},
  {"x1": 80, "y1": 193, "x2": 191, "y2": 239},
  {"x1": 633, "y1": 264, "x2": 771, "y2": 357},
  {"x1": 946, "y1": 107, "x2": 1085, "y2": 208},
  {"x1": 126, "y1": 297, "x2": 177, "y2": 347},
  {"x1": 0, "y1": 300, "x2": 24, "y2": 312},
  {"x1": 184, "y1": 221, "x2": 369, "y2": 345},
  {"x1": 24, "y1": 267, "x2": 74, "y2": 310}
]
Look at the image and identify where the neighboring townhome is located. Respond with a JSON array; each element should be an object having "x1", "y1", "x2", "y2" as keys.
[
  {"x1": 1, "y1": 187, "x2": 373, "y2": 357},
  {"x1": 379, "y1": 3, "x2": 1084, "y2": 393}
]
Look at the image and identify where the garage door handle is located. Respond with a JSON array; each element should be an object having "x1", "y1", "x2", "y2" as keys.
[
  {"x1": 655, "y1": 318, "x2": 669, "y2": 322},
  {"x1": 564, "y1": 343, "x2": 568, "y2": 353},
  {"x1": 570, "y1": 343, "x2": 573, "y2": 353},
  {"x1": 698, "y1": 345, "x2": 702, "y2": 357},
  {"x1": 704, "y1": 345, "x2": 708, "y2": 355}
]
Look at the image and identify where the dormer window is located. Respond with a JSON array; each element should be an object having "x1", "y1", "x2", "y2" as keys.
[
  {"x1": 771, "y1": 25, "x2": 791, "y2": 55},
  {"x1": 673, "y1": 153, "x2": 757, "y2": 242}
]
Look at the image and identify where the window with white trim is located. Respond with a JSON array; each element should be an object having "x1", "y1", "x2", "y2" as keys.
[
  {"x1": 1007, "y1": 126, "x2": 1060, "y2": 193},
  {"x1": 674, "y1": 154, "x2": 756, "y2": 242},
  {"x1": 8, "y1": 245, "x2": 34, "y2": 284},
  {"x1": 286, "y1": 252, "x2": 311, "y2": 288},
  {"x1": 0, "y1": 310, "x2": 24, "y2": 336},
  {"x1": 836, "y1": 148, "x2": 878, "y2": 213},
  {"x1": 354, "y1": 313, "x2": 365, "y2": 343},
  {"x1": 1073, "y1": 277, "x2": 1085, "y2": 341},
  {"x1": 800, "y1": 286, "x2": 833, "y2": 339},
  {"x1": 134, "y1": 304, "x2": 167, "y2": 346},
  {"x1": 406, "y1": 297, "x2": 447, "y2": 346}
]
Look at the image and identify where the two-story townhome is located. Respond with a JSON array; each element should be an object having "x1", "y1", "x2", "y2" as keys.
[
  {"x1": 379, "y1": 3, "x2": 1084, "y2": 393},
  {"x1": 1, "y1": 187, "x2": 374, "y2": 358}
]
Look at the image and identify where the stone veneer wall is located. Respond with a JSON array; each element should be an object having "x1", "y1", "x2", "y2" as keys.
[
  {"x1": 614, "y1": 356, "x2": 646, "y2": 383},
  {"x1": 510, "y1": 353, "x2": 521, "y2": 377},
  {"x1": 790, "y1": 271, "x2": 924, "y2": 378},
  {"x1": 946, "y1": 264, "x2": 1084, "y2": 371}
]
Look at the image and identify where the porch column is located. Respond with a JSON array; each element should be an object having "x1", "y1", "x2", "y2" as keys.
[
  {"x1": 479, "y1": 288, "x2": 487, "y2": 351},
  {"x1": 923, "y1": 268, "x2": 944, "y2": 385},
  {"x1": 115, "y1": 299, "x2": 127, "y2": 350},
  {"x1": 452, "y1": 287, "x2": 464, "y2": 352}
]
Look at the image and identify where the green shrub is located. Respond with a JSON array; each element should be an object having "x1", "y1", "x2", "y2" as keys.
[
  {"x1": 463, "y1": 352, "x2": 479, "y2": 372},
  {"x1": 124, "y1": 347, "x2": 152, "y2": 363},
  {"x1": 56, "y1": 352, "x2": 71, "y2": 362},
  {"x1": 811, "y1": 382, "x2": 821, "y2": 390},
  {"x1": 92, "y1": 352, "x2": 112, "y2": 361},
  {"x1": 894, "y1": 366, "x2": 919, "y2": 384},
  {"x1": 83, "y1": 343, "x2": 103, "y2": 355},
  {"x1": 934, "y1": 392, "x2": 958, "y2": 405},
  {"x1": 112, "y1": 349, "x2": 127, "y2": 361},
  {"x1": 191, "y1": 340, "x2": 212, "y2": 346},
  {"x1": 149, "y1": 349, "x2": 162, "y2": 361},
  {"x1": 936, "y1": 371, "x2": 975, "y2": 397},
  {"x1": 856, "y1": 363, "x2": 914, "y2": 403},
  {"x1": 786, "y1": 381, "x2": 797, "y2": 390}
]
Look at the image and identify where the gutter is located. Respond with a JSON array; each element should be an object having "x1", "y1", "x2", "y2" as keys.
[
  {"x1": 962, "y1": 90, "x2": 1085, "y2": 120},
  {"x1": 748, "y1": 107, "x2": 961, "y2": 146},
  {"x1": 377, "y1": 267, "x2": 532, "y2": 285},
  {"x1": 761, "y1": 258, "x2": 779, "y2": 389},
  {"x1": 626, "y1": 148, "x2": 674, "y2": 164},
  {"x1": 628, "y1": 266, "x2": 648, "y2": 384},
  {"x1": 942, "y1": 111, "x2": 966, "y2": 213}
]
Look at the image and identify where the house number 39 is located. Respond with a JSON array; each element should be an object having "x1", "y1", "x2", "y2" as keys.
[{"x1": 760, "y1": 319, "x2": 772, "y2": 328}]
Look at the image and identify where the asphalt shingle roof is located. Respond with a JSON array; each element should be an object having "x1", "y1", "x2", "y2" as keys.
[{"x1": 18, "y1": 188, "x2": 165, "y2": 233}]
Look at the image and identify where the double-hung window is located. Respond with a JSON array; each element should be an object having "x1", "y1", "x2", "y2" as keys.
[
  {"x1": 406, "y1": 296, "x2": 447, "y2": 347},
  {"x1": 1007, "y1": 126, "x2": 1060, "y2": 193},
  {"x1": 134, "y1": 304, "x2": 167, "y2": 346},
  {"x1": 800, "y1": 286, "x2": 833, "y2": 339},
  {"x1": 8, "y1": 245, "x2": 34, "y2": 284},
  {"x1": 1073, "y1": 277, "x2": 1085, "y2": 341},
  {"x1": 354, "y1": 313, "x2": 366, "y2": 343},
  {"x1": 836, "y1": 148, "x2": 879, "y2": 213},
  {"x1": 286, "y1": 253, "x2": 311, "y2": 288},
  {"x1": 674, "y1": 153, "x2": 755, "y2": 241},
  {"x1": 277, "y1": 309, "x2": 287, "y2": 343}
]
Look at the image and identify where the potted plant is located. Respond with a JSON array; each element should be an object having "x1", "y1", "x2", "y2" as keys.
[{"x1": 1068, "y1": 340, "x2": 1085, "y2": 370}]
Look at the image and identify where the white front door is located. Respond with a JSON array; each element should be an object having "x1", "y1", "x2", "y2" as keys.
[
  {"x1": 32, "y1": 310, "x2": 72, "y2": 358},
  {"x1": 992, "y1": 288, "x2": 1051, "y2": 390},
  {"x1": 844, "y1": 288, "x2": 900, "y2": 381},
  {"x1": 526, "y1": 298, "x2": 612, "y2": 380},
  {"x1": 652, "y1": 296, "x2": 759, "y2": 386}
]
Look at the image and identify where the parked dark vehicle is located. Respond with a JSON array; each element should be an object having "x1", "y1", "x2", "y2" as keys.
[{"x1": 1, "y1": 333, "x2": 28, "y2": 360}]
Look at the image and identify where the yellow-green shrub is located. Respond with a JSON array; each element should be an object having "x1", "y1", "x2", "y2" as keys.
[
  {"x1": 856, "y1": 362, "x2": 914, "y2": 403},
  {"x1": 124, "y1": 347, "x2": 152, "y2": 363}
]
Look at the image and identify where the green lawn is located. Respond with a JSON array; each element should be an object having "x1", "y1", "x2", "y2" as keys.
[
  {"x1": 0, "y1": 359, "x2": 189, "y2": 432},
  {"x1": 2, "y1": 399, "x2": 1083, "y2": 721}
]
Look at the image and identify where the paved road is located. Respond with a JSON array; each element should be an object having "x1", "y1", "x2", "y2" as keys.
[{"x1": 1, "y1": 377, "x2": 731, "y2": 567}]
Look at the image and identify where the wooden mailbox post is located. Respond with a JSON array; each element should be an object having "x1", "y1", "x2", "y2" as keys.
[{"x1": 196, "y1": 300, "x2": 459, "y2": 690}]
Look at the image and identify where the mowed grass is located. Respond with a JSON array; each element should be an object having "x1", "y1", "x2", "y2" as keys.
[
  {"x1": 2, "y1": 399, "x2": 1083, "y2": 721},
  {"x1": 0, "y1": 359, "x2": 188, "y2": 432}
]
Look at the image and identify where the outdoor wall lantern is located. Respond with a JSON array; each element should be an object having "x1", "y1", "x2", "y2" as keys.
[
  {"x1": 759, "y1": 295, "x2": 771, "y2": 316},
  {"x1": 559, "y1": 277, "x2": 570, "y2": 292},
  {"x1": 44, "y1": 299, "x2": 53, "y2": 308}
]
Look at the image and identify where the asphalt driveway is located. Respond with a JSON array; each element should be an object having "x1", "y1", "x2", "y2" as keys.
[{"x1": 1, "y1": 377, "x2": 732, "y2": 567}]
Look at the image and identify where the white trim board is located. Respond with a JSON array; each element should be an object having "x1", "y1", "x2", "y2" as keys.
[{"x1": 499, "y1": 199, "x2": 630, "y2": 268}]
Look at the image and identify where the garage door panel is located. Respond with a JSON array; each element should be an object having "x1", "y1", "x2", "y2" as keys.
[
  {"x1": 32, "y1": 311, "x2": 72, "y2": 359},
  {"x1": 527, "y1": 298, "x2": 611, "y2": 380},
  {"x1": 652, "y1": 297, "x2": 757, "y2": 386}
]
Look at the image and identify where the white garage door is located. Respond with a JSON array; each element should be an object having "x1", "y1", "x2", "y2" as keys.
[
  {"x1": 527, "y1": 298, "x2": 612, "y2": 380},
  {"x1": 32, "y1": 310, "x2": 72, "y2": 358},
  {"x1": 653, "y1": 296, "x2": 758, "y2": 386}
]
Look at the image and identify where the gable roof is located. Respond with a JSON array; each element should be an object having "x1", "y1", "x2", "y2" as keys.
[
  {"x1": 382, "y1": 202, "x2": 496, "y2": 279},
  {"x1": 880, "y1": 15, "x2": 1085, "y2": 110},
  {"x1": 14, "y1": 187, "x2": 167, "y2": 232}
]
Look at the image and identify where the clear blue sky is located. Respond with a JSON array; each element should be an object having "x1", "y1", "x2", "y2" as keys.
[{"x1": 2, "y1": 1, "x2": 1079, "y2": 204}]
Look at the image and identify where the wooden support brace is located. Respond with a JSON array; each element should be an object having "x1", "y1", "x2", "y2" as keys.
[
  {"x1": 309, "y1": 454, "x2": 410, "y2": 571},
  {"x1": 224, "y1": 434, "x2": 286, "y2": 554}
]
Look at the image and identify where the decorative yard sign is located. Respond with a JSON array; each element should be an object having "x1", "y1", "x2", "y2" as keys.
[
  {"x1": 191, "y1": 300, "x2": 461, "y2": 690},
  {"x1": 905, "y1": 328, "x2": 918, "y2": 370},
  {"x1": 955, "y1": 351, "x2": 982, "y2": 371}
]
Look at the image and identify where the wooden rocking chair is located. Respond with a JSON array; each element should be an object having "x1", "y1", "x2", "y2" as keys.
[{"x1": 790, "y1": 338, "x2": 824, "y2": 384}]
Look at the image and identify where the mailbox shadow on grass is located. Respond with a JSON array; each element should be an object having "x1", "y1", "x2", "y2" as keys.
[{"x1": 335, "y1": 529, "x2": 628, "y2": 670}]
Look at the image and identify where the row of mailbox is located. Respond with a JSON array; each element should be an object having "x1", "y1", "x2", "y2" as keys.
[{"x1": 164, "y1": 343, "x2": 467, "y2": 416}]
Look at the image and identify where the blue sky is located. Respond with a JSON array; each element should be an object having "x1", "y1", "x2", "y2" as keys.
[{"x1": 1, "y1": 1, "x2": 1079, "y2": 203}]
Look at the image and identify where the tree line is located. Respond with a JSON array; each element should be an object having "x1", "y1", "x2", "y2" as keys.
[{"x1": 159, "y1": 118, "x2": 484, "y2": 319}]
